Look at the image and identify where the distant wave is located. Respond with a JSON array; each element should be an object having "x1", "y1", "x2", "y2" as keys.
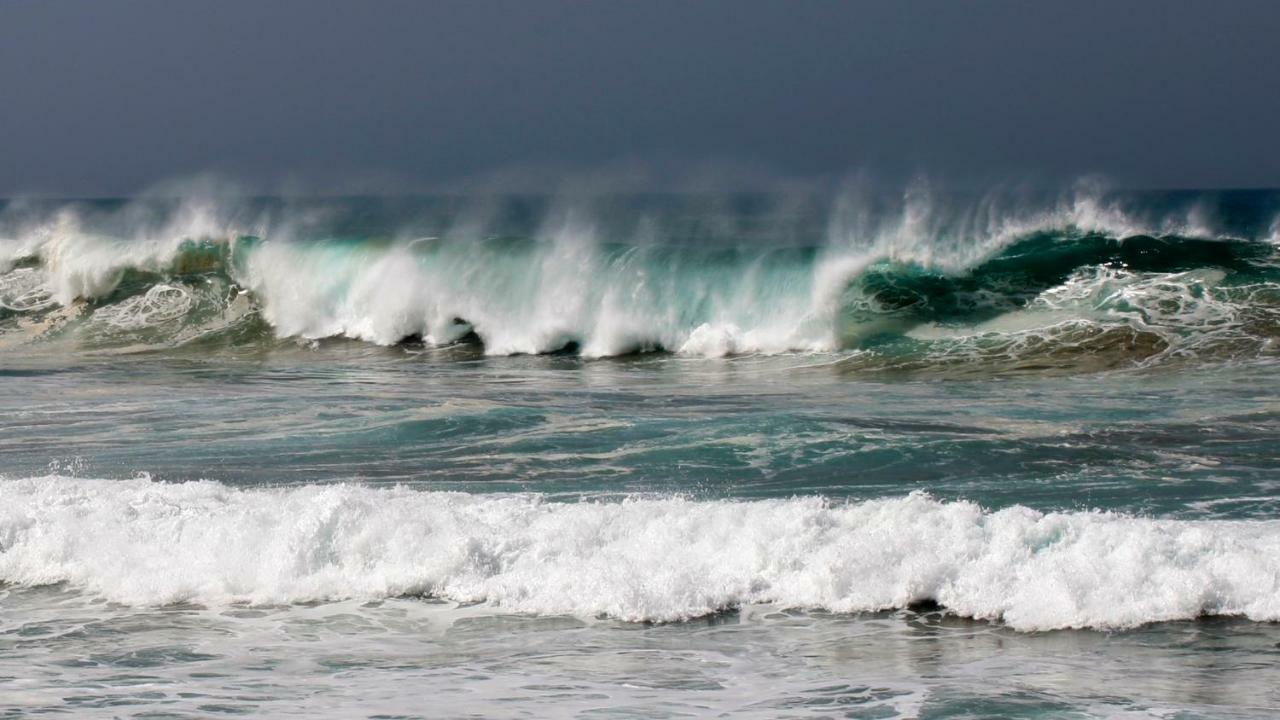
[
  {"x1": 2, "y1": 476, "x2": 1279, "y2": 631},
  {"x1": 3, "y1": 187, "x2": 1279, "y2": 372}
]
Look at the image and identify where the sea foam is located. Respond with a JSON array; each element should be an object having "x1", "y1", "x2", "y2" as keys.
[{"x1": 2, "y1": 476, "x2": 1277, "y2": 631}]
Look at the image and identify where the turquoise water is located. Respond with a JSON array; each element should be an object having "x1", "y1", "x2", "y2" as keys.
[{"x1": 3, "y1": 189, "x2": 1280, "y2": 718}]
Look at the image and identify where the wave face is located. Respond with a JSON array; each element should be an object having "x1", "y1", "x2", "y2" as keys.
[
  {"x1": 2, "y1": 476, "x2": 1278, "y2": 631},
  {"x1": 3, "y1": 188, "x2": 1280, "y2": 370}
]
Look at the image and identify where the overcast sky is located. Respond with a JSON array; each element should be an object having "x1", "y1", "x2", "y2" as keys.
[{"x1": 2, "y1": 0, "x2": 1278, "y2": 195}]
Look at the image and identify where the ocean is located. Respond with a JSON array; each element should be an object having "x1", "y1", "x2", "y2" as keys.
[{"x1": 2, "y1": 187, "x2": 1280, "y2": 718}]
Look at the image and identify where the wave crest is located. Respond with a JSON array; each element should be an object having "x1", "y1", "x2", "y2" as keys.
[{"x1": 2, "y1": 188, "x2": 1279, "y2": 371}]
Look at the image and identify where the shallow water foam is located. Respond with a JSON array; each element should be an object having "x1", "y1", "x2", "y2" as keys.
[{"x1": 3, "y1": 476, "x2": 1278, "y2": 631}]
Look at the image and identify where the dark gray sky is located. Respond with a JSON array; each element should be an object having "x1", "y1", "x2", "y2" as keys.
[{"x1": 2, "y1": 0, "x2": 1278, "y2": 195}]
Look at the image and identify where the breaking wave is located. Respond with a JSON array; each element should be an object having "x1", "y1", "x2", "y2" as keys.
[
  {"x1": 2, "y1": 476, "x2": 1279, "y2": 631},
  {"x1": 2, "y1": 186, "x2": 1279, "y2": 372}
]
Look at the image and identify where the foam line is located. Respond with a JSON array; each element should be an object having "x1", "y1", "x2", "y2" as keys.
[{"x1": 3, "y1": 477, "x2": 1278, "y2": 631}]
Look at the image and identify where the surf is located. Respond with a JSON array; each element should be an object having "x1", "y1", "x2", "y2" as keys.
[
  {"x1": 2, "y1": 475, "x2": 1279, "y2": 631},
  {"x1": 2, "y1": 187, "x2": 1279, "y2": 372}
]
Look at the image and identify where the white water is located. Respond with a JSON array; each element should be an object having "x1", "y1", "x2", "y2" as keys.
[
  {"x1": 0, "y1": 186, "x2": 1269, "y2": 357},
  {"x1": 3, "y1": 476, "x2": 1278, "y2": 631}
]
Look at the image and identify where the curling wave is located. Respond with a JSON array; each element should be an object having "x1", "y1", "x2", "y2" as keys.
[
  {"x1": 2, "y1": 476, "x2": 1279, "y2": 631},
  {"x1": 2, "y1": 188, "x2": 1279, "y2": 371}
]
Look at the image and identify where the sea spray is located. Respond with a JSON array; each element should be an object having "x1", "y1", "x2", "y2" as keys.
[{"x1": 2, "y1": 187, "x2": 1279, "y2": 367}]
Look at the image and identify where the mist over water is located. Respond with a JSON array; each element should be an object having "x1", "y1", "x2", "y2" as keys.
[{"x1": 4, "y1": 180, "x2": 1280, "y2": 718}]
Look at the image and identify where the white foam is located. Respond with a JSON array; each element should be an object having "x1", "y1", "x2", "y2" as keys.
[
  {"x1": 91, "y1": 283, "x2": 194, "y2": 329},
  {"x1": 2, "y1": 476, "x2": 1278, "y2": 631},
  {"x1": 0, "y1": 268, "x2": 56, "y2": 312}
]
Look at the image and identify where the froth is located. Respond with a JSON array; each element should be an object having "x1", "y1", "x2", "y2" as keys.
[{"x1": 2, "y1": 477, "x2": 1278, "y2": 631}]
